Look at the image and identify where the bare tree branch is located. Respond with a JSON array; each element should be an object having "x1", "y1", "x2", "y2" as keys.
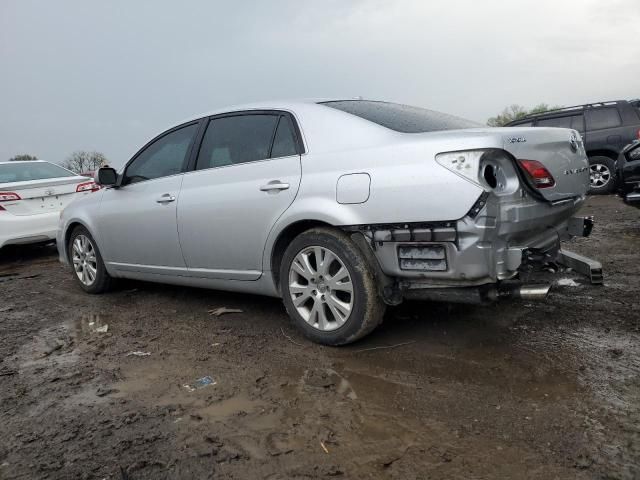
[{"x1": 61, "y1": 151, "x2": 108, "y2": 173}]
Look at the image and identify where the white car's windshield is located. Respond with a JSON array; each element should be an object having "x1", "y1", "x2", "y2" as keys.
[
  {"x1": 0, "y1": 162, "x2": 75, "y2": 184},
  {"x1": 320, "y1": 100, "x2": 481, "y2": 133}
]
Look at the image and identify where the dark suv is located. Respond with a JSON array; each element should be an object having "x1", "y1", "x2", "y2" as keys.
[{"x1": 507, "y1": 100, "x2": 640, "y2": 194}]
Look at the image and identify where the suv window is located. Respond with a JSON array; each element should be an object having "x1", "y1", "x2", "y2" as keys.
[
  {"x1": 571, "y1": 115, "x2": 585, "y2": 132},
  {"x1": 124, "y1": 123, "x2": 198, "y2": 185},
  {"x1": 321, "y1": 100, "x2": 480, "y2": 133},
  {"x1": 271, "y1": 116, "x2": 298, "y2": 158},
  {"x1": 537, "y1": 115, "x2": 574, "y2": 128},
  {"x1": 196, "y1": 114, "x2": 279, "y2": 170},
  {"x1": 586, "y1": 108, "x2": 622, "y2": 130}
]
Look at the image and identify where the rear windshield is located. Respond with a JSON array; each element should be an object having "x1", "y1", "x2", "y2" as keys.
[
  {"x1": 0, "y1": 162, "x2": 75, "y2": 184},
  {"x1": 320, "y1": 100, "x2": 481, "y2": 133}
]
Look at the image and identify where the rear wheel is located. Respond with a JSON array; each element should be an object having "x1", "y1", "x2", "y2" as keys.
[
  {"x1": 588, "y1": 156, "x2": 617, "y2": 194},
  {"x1": 280, "y1": 227, "x2": 385, "y2": 345},
  {"x1": 68, "y1": 226, "x2": 112, "y2": 293}
]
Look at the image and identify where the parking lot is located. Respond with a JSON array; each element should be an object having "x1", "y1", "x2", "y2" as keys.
[{"x1": 0, "y1": 195, "x2": 638, "y2": 479}]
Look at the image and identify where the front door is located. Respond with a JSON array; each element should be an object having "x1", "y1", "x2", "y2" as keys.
[
  {"x1": 177, "y1": 113, "x2": 302, "y2": 280},
  {"x1": 97, "y1": 122, "x2": 200, "y2": 275}
]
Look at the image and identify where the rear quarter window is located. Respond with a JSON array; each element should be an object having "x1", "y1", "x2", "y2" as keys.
[{"x1": 320, "y1": 100, "x2": 480, "y2": 133}]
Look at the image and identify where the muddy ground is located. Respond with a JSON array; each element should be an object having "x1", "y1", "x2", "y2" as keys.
[{"x1": 0, "y1": 195, "x2": 638, "y2": 480}]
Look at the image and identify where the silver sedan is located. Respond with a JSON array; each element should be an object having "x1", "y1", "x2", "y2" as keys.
[{"x1": 58, "y1": 100, "x2": 599, "y2": 345}]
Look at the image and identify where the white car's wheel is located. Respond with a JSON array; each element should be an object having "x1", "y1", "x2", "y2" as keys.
[{"x1": 280, "y1": 227, "x2": 385, "y2": 345}]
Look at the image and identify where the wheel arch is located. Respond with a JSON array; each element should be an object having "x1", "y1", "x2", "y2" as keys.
[
  {"x1": 269, "y1": 219, "x2": 334, "y2": 294},
  {"x1": 586, "y1": 149, "x2": 619, "y2": 161},
  {"x1": 62, "y1": 220, "x2": 103, "y2": 265}
]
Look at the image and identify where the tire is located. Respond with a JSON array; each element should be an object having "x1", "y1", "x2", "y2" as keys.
[
  {"x1": 279, "y1": 227, "x2": 386, "y2": 346},
  {"x1": 68, "y1": 226, "x2": 113, "y2": 294},
  {"x1": 588, "y1": 156, "x2": 617, "y2": 194}
]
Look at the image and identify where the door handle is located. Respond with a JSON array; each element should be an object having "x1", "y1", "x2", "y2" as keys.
[
  {"x1": 156, "y1": 194, "x2": 176, "y2": 204},
  {"x1": 260, "y1": 181, "x2": 290, "y2": 192}
]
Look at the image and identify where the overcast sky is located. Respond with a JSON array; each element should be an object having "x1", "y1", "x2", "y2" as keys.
[{"x1": 1, "y1": 0, "x2": 639, "y2": 167}]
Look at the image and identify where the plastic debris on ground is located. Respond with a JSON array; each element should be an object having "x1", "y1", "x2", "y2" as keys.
[
  {"x1": 80, "y1": 314, "x2": 109, "y2": 333},
  {"x1": 183, "y1": 375, "x2": 216, "y2": 392},
  {"x1": 208, "y1": 307, "x2": 243, "y2": 316},
  {"x1": 557, "y1": 278, "x2": 581, "y2": 287},
  {"x1": 126, "y1": 351, "x2": 151, "y2": 357}
]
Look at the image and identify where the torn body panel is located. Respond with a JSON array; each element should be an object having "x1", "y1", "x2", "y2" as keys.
[{"x1": 345, "y1": 183, "x2": 600, "y2": 305}]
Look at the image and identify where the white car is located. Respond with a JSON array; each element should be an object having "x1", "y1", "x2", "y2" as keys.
[
  {"x1": 57, "y1": 100, "x2": 600, "y2": 345},
  {"x1": 0, "y1": 160, "x2": 99, "y2": 248}
]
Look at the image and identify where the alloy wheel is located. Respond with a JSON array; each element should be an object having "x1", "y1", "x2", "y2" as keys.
[
  {"x1": 590, "y1": 163, "x2": 611, "y2": 188},
  {"x1": 288, "y1": 246, "x2": 354, "y2": 331},
  {"x1": 72, "y1": 235, "x2": 98, "y2": 286}
]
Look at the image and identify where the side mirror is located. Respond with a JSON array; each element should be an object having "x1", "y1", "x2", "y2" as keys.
[{"x1": 97, "y1": 167, "x2": 118, "y2": 187}]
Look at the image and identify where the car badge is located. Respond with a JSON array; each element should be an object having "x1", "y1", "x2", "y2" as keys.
[{"x1": 569, "y1": 133, "x2": 579, "y2": 152}]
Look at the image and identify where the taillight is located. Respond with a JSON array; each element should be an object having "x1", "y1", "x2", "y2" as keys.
[
  {"x1": 435, "y1": 149, "x2": 520, "y2": 194},
  {"x1": 0, "y1": 192, "x2": 21, "y2": 202},
  {"x1": 518, "y1": 159, "x2": 556, "y2": 189},
  {"x1": 637, "y1": 129, "x2": 640, "y2": 140},
  {"x1": 76, "y1": 181, "x2": 100, "y2": 193}
]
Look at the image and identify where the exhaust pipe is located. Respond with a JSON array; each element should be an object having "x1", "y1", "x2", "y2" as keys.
[{"x1": 510, "y1": 284, "x2": 551, "y2": 300}]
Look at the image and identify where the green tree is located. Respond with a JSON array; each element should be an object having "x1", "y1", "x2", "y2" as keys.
[
  {"x1": 487, "y1": 103, "x2": 562, "y2": 127},
  {"x1": 9, "y1": 154, "x2": 38, "y2": 161},
  {"x1": 62, "y1": 151, "x2": 108, "y2": 173}
]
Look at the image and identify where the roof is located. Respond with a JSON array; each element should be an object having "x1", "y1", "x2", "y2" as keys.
[
  {"x1": 178, "y1": 98, "x2": 341, "y2": 125},
  {"x1": 511, "y1": 100, "x2": 628, "y2": 123},
  {"x1": 0, "y1": 160, "x2": 49, "y2": 165}
]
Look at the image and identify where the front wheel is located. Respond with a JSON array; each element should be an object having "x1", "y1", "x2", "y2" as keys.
[
  {"x1": 68, "y1": 226, "x2": 113, "y2": 293},
  {"x1": 588, "y1": 156, "x2": 617, "y2": 194},
  {"x1": 280, "y1": 227, "x2": 385, "y2": 345}
]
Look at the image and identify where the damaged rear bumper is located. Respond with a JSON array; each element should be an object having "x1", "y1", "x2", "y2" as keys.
[{"x1": 348, "y1": 194, "x2": 602, "y2": 305}]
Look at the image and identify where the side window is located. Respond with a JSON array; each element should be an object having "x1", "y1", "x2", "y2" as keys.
[
  {"x1": 124, "y1": 123, "x2": 198, "y2": 184},
  {"x1": 586, "y1": 108, "x2": 622, "y2": 130},
  {"x1": 570, "y1": 115, "x2": 585, "y2": 132},
  {"x1": 196, "y1": 115, "x2": 279, "y2": 170},
  {"x1": 271, "y1": 116, "x2": 298, "y2": 158},
  {"x1": 537, "y1": 116, "x2": 573, "y2": 128}
]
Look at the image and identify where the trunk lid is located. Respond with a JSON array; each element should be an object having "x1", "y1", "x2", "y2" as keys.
[
  {"x1": 500, "y1": 127, "x2": 589, "y2": 202},
  {"x1": 0, "y1": 176, "x2": 89, "y2": 216}
]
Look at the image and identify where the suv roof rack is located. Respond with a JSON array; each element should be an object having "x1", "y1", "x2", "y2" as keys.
[{"x1": 515, "y1": 100, "x2": 626, "y2": 121}]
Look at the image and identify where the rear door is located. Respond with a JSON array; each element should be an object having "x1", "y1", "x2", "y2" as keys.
[
  {"x1": 97, "y1": 122, "x2": 200, "y2": 274},
  {"x1": 177, "y1": 112, "x2": 302, "y2": 280},
  {"x1": 585, "y1": 107, "x2": 624, "y2": 150}
]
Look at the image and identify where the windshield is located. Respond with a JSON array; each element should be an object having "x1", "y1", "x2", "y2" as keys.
[
  {"x1": 320, "y1": 100, "x2": 481, "y2": 133},
  {"x1": 0, "y1": 162, "x2": 75, "y2": 184}
]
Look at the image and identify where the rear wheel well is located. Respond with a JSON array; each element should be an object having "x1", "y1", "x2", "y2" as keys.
[
  {"x1": 271, "y1": 220, "x2": 332, "y2": 293},
  {"x1": 587, "y1": 149, "x2": 618, "y2": 161}
]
